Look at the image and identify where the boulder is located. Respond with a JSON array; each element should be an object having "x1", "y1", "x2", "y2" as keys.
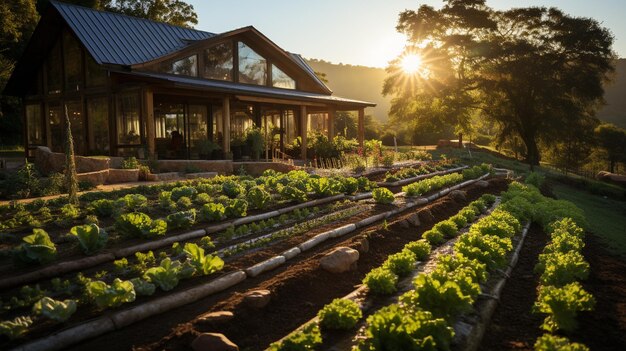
[
  {"x1": 418, "y1": 209, "x2": 435, "y2": 225},
  {"x1": 406, "y1": 213, "x2": 421, "y2": 227},
  {"x1": 243, "y1": 289, "x2": 271, "y2": 309},
  {"x1": 319, "y1": 247, "x2": 360, "y2": 273},
  {"x1": 191, "y1": 333, "x2": 238, "y2": 351},
  {"x1": 197, "y1": 311, "x2": 234, "y2": 325},
  {"x1": 449, "y1": 190, "x2": 467, "y2": 202},
  {"x1": 475, "y1": 180, "x2": 489, "y2": 188},
  {"x1": 355, "y1": 238, "x2": 369, "y2": 253}
]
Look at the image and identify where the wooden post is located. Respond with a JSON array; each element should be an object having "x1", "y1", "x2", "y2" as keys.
[
  {"x1": 222, "y1": 97, "x2": 231, "y2": 156},
  {"x1": 144, "y1": 88, "x2": 155, "y2": 158},
  {"x1": 264, "y1": 114, "x2": 269, "y2": 161},
  {"x1": 300, "y1": 105, "x2": 307, "y2": 160},
  {"x1": 358, "y1": 108, "x2": 365, "y2": 148},
  {"x1": 327, "y1": 106, "x2": 335, "y2": 140}
]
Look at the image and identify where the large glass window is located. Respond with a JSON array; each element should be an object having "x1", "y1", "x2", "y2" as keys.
[
  {"x1": 238, "y1": 42, "x2": 267, "y2": 85},
  {"x1": 63, "y1": 31, "x2": 82, "y2": 91},
  {"x1": 155, "y1": 103, "x2": 185, "y2": 159},
  {"x1": 188, "y1": 105, "x2": 209, "y2": 159},
  {"x1": 116, "y1": 93, "x2": 141, "y2": 145},
  {"x1": 204, "y1": 42, "x2": 233, "y2": 81},
  {"x1": 46, "y1": 40, "x2": 63, "y2": 94},
  {"x1": 48, "y1": 102, "x2": 63, "y2": 152},
  {"x1": 87, "y1": 97, "x2": 110, "y2": 154},
  {"x1": 26, "y1": 104, "x2": 44, "y2": 145},
  {"x1": 65, "y1": 100, "x2": 85, "y2": 154},
  {"x1": 162, "y1": 55, "x2": 197, "y2": 76},
  {"x1": 86, "y1": 55, "x2": 106, "y2": 87},
  {"x1": 272, "y1": 65, "x2": 295, "y2": 89}
]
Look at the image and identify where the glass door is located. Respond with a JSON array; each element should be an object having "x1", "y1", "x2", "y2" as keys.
[
  {"x1": 187, "y1": 105, "x2": 209, "y2": 159},
  {"x1": 155, "y1": 103, "x2": 185, "y2": 159}
]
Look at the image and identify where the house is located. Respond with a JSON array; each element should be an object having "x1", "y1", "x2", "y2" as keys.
[{"x1": 3, "y1": 1, "x2": 375, "y2": 163}]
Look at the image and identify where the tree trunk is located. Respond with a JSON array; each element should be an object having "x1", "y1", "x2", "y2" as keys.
[
  {"x1": 521, "y1": 132, "x2": 540, "y2": 168},
  {"x1": 609, "y1": 159, "x2": 615, "y2": 173}
]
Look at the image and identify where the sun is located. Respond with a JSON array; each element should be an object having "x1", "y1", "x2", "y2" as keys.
[{"x1": 401, "y1": 54, "x2": 423, "y2": 74}]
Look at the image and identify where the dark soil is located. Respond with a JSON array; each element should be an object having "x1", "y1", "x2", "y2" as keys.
[{"x1": 480, "y1": 227, "x2": 626, "y2": 351}]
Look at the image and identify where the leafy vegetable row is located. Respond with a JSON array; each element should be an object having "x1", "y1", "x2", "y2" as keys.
[
  {"x1": 500, "y1": 181, "x2": 593, "y2": 350},
  {"x1": 383, "y1": 160, "x2": 459, "y2": 183},
  {"x1": 401, "y1": 163, "x2": 492, "y2": 197}
]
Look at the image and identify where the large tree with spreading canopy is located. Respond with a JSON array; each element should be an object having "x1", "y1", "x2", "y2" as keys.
[{"x1": 384, "y1": 0, "x2": 615, "y2": 167}]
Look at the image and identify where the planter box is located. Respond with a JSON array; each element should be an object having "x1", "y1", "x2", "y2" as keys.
[
  {"x1": 107, "y1": 169, "x2": 139, "y2": 184},
  {"x1": 77, "y1": 169, "x2": 109, "y2": 186},
  {"x1": 146, "y1": 172, "x2": 180, "y2": 181}
]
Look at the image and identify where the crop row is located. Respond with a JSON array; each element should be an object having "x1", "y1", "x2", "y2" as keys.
[
  {"x1": 382, "y1": 159, "x2": 459, "y2": 183},
  {"x1": 401, "y1": 163, "x2": 492, "y2": 197},
  {"x1": 501, "y1": 181, "x2": 593, "y2": 350},
  {"x1": 266, "y1": 193, "x2": 498, "y2": 350}
]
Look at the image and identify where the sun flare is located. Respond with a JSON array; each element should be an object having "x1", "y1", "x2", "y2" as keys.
[{"x1": 401, "y1": 54, "x2": 422, "y2": 74}]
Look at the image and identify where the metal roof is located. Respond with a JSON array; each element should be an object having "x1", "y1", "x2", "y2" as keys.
[
  {"x1": 115, "y1": 70, "x2": 376, "y2": 107},
  {"x1": 51, "y1": 0, "x2": 214, "y2": 65}
]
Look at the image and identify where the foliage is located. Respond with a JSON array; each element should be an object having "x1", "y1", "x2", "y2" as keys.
[
  {"x1": 32, "y1": 297, "x2": 77, "y2": 322},
  {"x1": 534, "y1": 334, "x2": 589, "y2": 351},
  {"x1": 403, "y1": 173, "x2": 463, "y2": 197},
  {"x1": 363, "y1": 267, "x2": 398, "y2": 295},
  {"x1": 222, "y1": 179, "x2": 244, "y2": 198},
  {"x1": 308, "y1": 177, "x2": 341, "y2": 197},
  {"x1": 280, "y1": 185, "x2": 308, "y2": 203},
  {"x1": 183, "y1": 243, "x2": 224, "y2": 275},
  {"x1": 166, "y1": 209, "x2": 196, "y2": 230},
  {"x1": 267, "y1": 322, "x2": 322, "y2": 351},
  {"x1": 69, "y1": 223, "x2": 108, "y2": 255},
  {"x1": 115, "y1": 212, "x2": 167, "y2": 239},
  {"x1": 121, "y1": 156, "x2": 140, "y2": 169},
  {"x1": 13, "y1": 228, "x2": 57, "y2": 265},
  {"x1": 432, "y1": 220, "x2": 458, "y2": 239},
  {"x1": 422, "y1": 229, "x2": 444, "y2": 245},
  {"x1": 101, "y1": 0, "x2": 198, "y2": 27},
  {"x1": 170, "y1": 186, "x2": 197, "y2": 201},
  {"x1": 372, "y1": 187, "x2": 395, "y2": 204},
  {"x1": 317, "y1": 298, "x2": 362, "y2": 330},
  {"x1": 383, "y1": 249, "x2": 417, "y2": 277},
  {"x1": 246, "y1": 186, "x2": 271, "y2": 209},
  {"x1": 449, "y1": 214, "x2": 467, "y2": 229},
  {"x1": 116, "y1": 193, "x2": 148, "y2": 212},
  {"x1": 401, "y1": 273, "x2": 474, "y2": 322},
  {"x1": 224, "y1": 198, "x2": 248, "y2": 218},
  {"x1": 86, "y1": 278, "x2": 136, "y2": 309},
  {"x1": 526, "y1": 172, "x2": 546, "y2": 189},
  {"x1": 0, "y1": 316, "x2": 32, "y2": 340},
  {"x1": 143, "y1": 258, "x2": 183, "y2": 291},
  {"x1": 403, "y1": 240, "x2": 431, "y2": 261},
  {"x1": 88, "y1": 199, "x2": 115, "y2": 217},
  {"x1": 355, "y1": 304, "x2": 453, "y2": 351},
  {"x1": 454, "y1": 232, "x2": 512, "y2": 270},
  {"x1": 594, "y1": 123, "x2": 626, "y2": 172},
  {"x1": 341, "y1": 177, "x2": 359, "y2": 195},
  {"x1": 469, "y1": 214, "x2": 517, "y2": 239},
  {"x1": 130, "y1": 278, "x2": 156, "y2": 296},
  {"x1": 535, "y1": 251, "x2": 589, "y2": 287},
  {"x1": 533, "y1": 282, "x2": 595, "y2": 333}
]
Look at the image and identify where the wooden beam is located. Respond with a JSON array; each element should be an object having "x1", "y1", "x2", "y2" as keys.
[
  {"x1": 300, "y1": 105, "x2": 307, "y2": 160},
  {"x1": 358, "y1": 108, "x2": 365, "y2": 148},
  {"x1": 144, "y1": 88, "x2": 155, "y2": 158},
  {"x1": 235, "y1": 95, "x2": 325, "y2": 107},
  {"x1": 223, "y1": 97, "x2": 231, "y2": 155}
]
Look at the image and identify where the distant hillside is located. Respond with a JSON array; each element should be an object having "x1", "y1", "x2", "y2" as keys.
[{"x1": 307, "y1": 58, "x2": 626, "y2": 128}]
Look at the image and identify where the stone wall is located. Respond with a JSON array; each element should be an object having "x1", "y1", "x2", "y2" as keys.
[
  {"x1": 156, "y1": 160, "x2": 233, "y2": 174},
  {"x1": 236, "y1": 162, "x2": 296, "y2": 177},
  {"x1": 35, "y1": 146, "x2": 110, "y2": 175}
]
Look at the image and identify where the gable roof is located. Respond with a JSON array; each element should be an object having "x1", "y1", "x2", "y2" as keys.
[{"x1": 51, "y1": 0, "x2": 214, "y2": 66}]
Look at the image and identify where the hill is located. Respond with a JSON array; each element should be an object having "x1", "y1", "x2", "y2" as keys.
[{"x1": 307, "y1": 58, "x2": 626, "y2": 128}]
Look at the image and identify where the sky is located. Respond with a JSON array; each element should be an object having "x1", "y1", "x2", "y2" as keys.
[{"x1": 188, "y1": 0, "x2": 626, "y2": 68}]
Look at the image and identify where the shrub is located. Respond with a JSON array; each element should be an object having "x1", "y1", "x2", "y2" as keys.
[
  {"x1": 403, "y1": 240, "x2": 431, "y2": 261},
  {"x1": 525, "y1": 172, "x2": 545, "y2": 188},
  {"x1": 372, "y1": 187, "x2": 394, "y2": 204},
  {"x1": 363, "y1": 267, "x2": 398, "y2": 295},
  {"x1": 422, "y1": 229, "x2": 444, "y2": 245},
  {"x1": 469, "y1": 199, "x2": 487, "y2": 213},
  {"x1": 317, "y1": 298, "x2": 362, "y2": 330},
  {"x1": 198, "y1": 203, "x2": 225, "y2": 222},
  {"x1": 534, "y1": 334, "x2": 589, "y2": 351},
  {"x1": 533, "y1": 282, "x2": 595, "y2": 333},
  {"x1": 115, "y1": 212, "x2": 167, "y2": 239},
  {"x1": 433, "y1": 220, "x2": 458, "y2": 238},
  {"x1": 355, "y1": 304, "x2": 453, "y2": 351},
  {"x1": 13, "y1": 229, "x2": 57, "y2": 265},
  {"x1": 383, "y1": 250, "x2": 417, "y2": 277},
  {"x1": 69, "y1": 224, "x2": 108, "y2": 255}
]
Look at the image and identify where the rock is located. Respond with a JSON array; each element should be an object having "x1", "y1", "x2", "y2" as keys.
[
  {"x1": 34, "y1": 146, "x2": 110, "y2": 175},
  {"x1": 76, "y1": 170, "x2": 109, "y2": 186},
  {"x1": 406, "y1": 213, "x2": 421, "y2": 227},
  {"x1": 319, "y1": 247, "x2": 360, "y2": 273},
  {"x1": 243, "y1": 289, "x2": 271, "y2": 309},
  {"x1": 107, "y1": 168, "x2": 139, "y2": 184},
  {"x1": 397, "y1": 219, "x2": 411, "y2": 229},
  {"x1": 191, "y1": 333, "x2": 239, "y2": 351},
  {"x1": 449, "y1": 190, "x2": 467, "y2": 202},
  {"x1": 355, "y1": 238, "x2": 369, "y2": 253},
  {"x1": 476, "y1": 180, "x2": 489, "y2": 188},
  {"x1": 197, "y1": 311, "x2": 234, "y2": 325}
]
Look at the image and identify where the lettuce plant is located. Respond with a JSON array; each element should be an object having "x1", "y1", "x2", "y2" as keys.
[
  {"x1": 403, "y1": 240, "x2": 431, "y2": 261},
  {"x1": 0, "y1": 316, "x2": 32, "y2": 340},
  {"x1": 171, "y1": 186, "x2": 197, "y2": 201},
  {"x1": 534, "y1": 334, "x2": 589, "y2": 351},
  {"x1": 383, "y1": 249, "x2": 417, "y2": 277},
  {"x1": 317, "y1": 298, "x2": 362, "y2": 330},
  {"x1": 166, "y1": 209, "x2": 196, "y2": 230},
  {"x1": 246, "y1": 186, "x2": 271, "y2": 209},
  {"x1": 363, "y1": 267, "x2": 398, "y2": 295},
  {"x1": 222, "y1": 180, "x2": 244, "y2": 198},
  {"x1": 224, "y1": 198, "x2": 248, "y2": 218},
  {"x1": 130, "y1": 278, "x2": 156, "y2": 296},
  {"x1": 183, "y1": 243, "x2": 224, "y2": 276},
  {"x1": 533, "y1": 282, "x2": 595, "y2": 333},
  {"x1": 32, "y1": 296, "x2": 77, "y2": 322},
  {"x1": 433, "y1": 220, "x2": 458, "y2": 238},
  {"x1": 267, "y1": 322, "x2": 322, "y2": 351},
  {"x1": 69, "y1": 223, "x2": 108, "y2": 255},
  {"x1": 401, "y1": 273, "x2": 474, "y2": 322},
  {"x1": 280, "y1": 185, "x2": 307, "y2": 203},
  {"x1": 86, "y1": 278, "x2": 136, "y2": 309},
  {"x1": 422, "y1": 229, "x2": 444, "y2": 245},
  {"x1": 143, "y1": 258, "x2": 182, "y2": 291},
  {"x1": 198, "y1": 202, "x2": 225, "y2": 222},
  {"x1": 115, "y1": 212, "x2": 167, "y2": 239},
  {"x1": 116, "y1": 194, "x2": 148, "y2": 212},
  {"x1": 14, "y1": 229, "x2": 57, "y2": 265},
  {"x1": 372, "y1": 187, "x2": 394, "y2": 204},
  {"x1": 88, "y1": 199, "x2": 115, "y2": 217},
  {"x1": 535, "y1": 251, "x2": 590, "y2": 287}
]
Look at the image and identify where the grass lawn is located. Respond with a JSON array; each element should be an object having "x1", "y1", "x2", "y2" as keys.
[{"x1": 552, "y1": 183, "x2": 626, "y2": 256}]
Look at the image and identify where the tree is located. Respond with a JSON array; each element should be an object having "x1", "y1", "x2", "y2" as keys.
[
  {"x1": 595, "y1": 123, "x2": 626, "y2": 173},
  {"x1": 101, "y1": 0, "x2": 197, "y2": 28},
  {"x1": 385, "y1": 0, "x2": 615, "y2": 168},
  {"x1": 64, "y1": 106, "x2": 79, "y2": 205}
]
